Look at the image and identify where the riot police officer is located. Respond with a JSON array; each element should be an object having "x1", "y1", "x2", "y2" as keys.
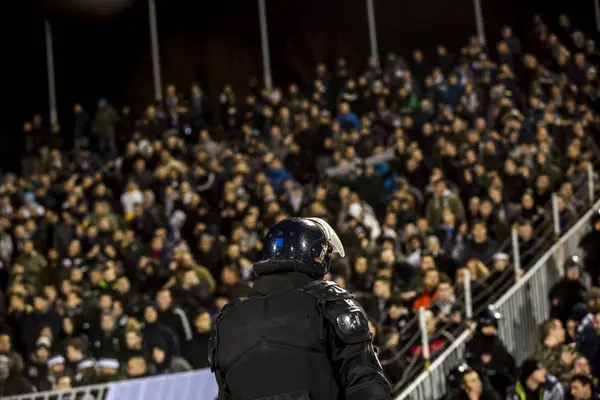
[
  {"x1": 466, "y1": 306, "x2": 516, "y2": 397},
  {"x1": 209, "y1": 217, "x2": 392, "y2": 400}
]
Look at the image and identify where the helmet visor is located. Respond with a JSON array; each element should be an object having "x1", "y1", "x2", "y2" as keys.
[{"x1": 305, "y1": 217, "x2": 346, "y2": 258}]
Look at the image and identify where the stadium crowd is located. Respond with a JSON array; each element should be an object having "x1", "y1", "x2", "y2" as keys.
[{"x1": 0, "y1": 9, "x2": 599, "y2": 400}]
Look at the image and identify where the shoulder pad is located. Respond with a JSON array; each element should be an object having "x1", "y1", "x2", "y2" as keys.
[
  {"x1": 299, "y1": 280, "x2": 369, "y2": 344},
  {"x1": 298, "y1": 280, "x2": 352, "y2": 302},
  {"x1": 209, "y1": 297, "x2": 247, "y2": 371},
  {"x1": 324, "y1": 297, "x2": 371, "y2": 344}
]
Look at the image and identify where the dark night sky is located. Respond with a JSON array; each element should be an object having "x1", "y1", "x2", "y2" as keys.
[{"x1": 1, "y1": 0, "x2": 597, "y2": 170}]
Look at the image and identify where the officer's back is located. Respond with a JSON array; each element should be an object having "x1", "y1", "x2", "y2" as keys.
[{"x1": 209, "y1": 218, "x2": 392, "y2": 400}]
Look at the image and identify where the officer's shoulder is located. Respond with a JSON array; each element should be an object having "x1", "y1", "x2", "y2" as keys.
[
  {"x1": 298, "y1": 280, "x2": 352, "y2": 302},
  {"x1": 299, "y1": 280, "x2": 370, "y2": 344},
  {"x1": 214, "y1": 297, "x2": 248, "y2": 325}
]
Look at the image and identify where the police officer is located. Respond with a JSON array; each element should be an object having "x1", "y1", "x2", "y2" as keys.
[
  {"x1": 209, "y1": 218, "x2": 392, "y2": 400},
  {"x1": 466, "y1": 306, "x2": 516, "y2": 398},
  {"x1": 580, "y1": 209, "x2": 600, "y2": 285}
]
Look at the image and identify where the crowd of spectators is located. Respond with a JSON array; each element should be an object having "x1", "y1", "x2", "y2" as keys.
[{"x1": 0, "y1": 9, "x2": 599, "y2": 399}]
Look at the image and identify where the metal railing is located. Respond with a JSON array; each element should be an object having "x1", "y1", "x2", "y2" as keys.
[
  {"x1": 5, "y1": 369, "x2": 218, "y2": 400},
  {"x1": 396, "y1": 198, "x2": 600, "y2": 400}
]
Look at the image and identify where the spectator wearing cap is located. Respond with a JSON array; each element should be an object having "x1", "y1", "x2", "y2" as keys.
[
  {"x1": 73, "y1": 358, "x2": 96, "y2": 387},
  {"x1": 509, "y1": 359, "x2": 563, "y2": 400},
  {"x1": 92, "y1": 358, "x2": 122, "y2": 384},
  {"x1": 25, "y1": 336, "x2": 51, "y2": 391},
  {"x1": 569, "y1": 374, "x2": 600, "y2": 400},
  {"x1": 489, "y1": 252, "x2": 518, "y2": 288},
  {"x1": 46, "y1": 355, "x2": 65, "y2": 389},
  {"x1": 534, "y1": 319, "x2": 576, "y2": 386}
]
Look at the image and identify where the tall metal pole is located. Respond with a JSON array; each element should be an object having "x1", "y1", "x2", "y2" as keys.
[
  {"x1": 418, "y1": 307, "x2": 431, "y2": 370},
  {"x1": 464, "y1": 270, "x2": 473, "y2": 326},
  {"x1": 148, "y1": 0, "x2": 163, "y2": 102},
  {"x1": 366, "y1": 0, "x2": 380, "y2": 68},
  {"x1": 45, "y1": 19, "x2": 58, "y2": 126},
  {"x1": 472, "y1": 0, "x2": 486, "y2": 46},
  {"x1": 511, "y1": 227, "x2": 521, "y2": 281},
  {"x1": 595, "y1": 0, "x2": 600, "y2": 32},
  {"x1": 588, "y1": 162, "x2": 596, "y2": 206},
  {"x1": 258, "y1": 0, "x2": 273, "y2": 91},
  {"x1": 552, "y1": 193, "x2": 561, "y2": 239}
]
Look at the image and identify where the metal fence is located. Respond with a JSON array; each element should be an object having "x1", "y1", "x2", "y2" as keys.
[
  {"x1": 5, "y1": 369, "x2": 218, "y2": 400},
  {"x1": 396, "y1": 198, "x2": 600, "y2": 400}
]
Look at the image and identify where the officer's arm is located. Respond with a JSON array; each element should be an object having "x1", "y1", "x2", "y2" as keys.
[
  {"x1": 208, "y1": 310, "x2": 233, "y2": 400},
  {"x1": 324, "y1": 299, "x2": 393, "y2": 400}
]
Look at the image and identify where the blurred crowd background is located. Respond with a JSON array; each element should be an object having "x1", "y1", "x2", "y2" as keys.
[{"x1": 1, "y1": 0, "x2": 600, "y2": 399}]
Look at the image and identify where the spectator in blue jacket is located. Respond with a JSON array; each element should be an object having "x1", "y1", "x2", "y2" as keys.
[
  {"x1": 335, "y1": 102, "x2": 360, "y2": 132},
  {"x1": 265, "y1": 157, "x2": 293, "y2": 192},
  {"x1": 570, "y1": 304, "x2": 600, "y2": 362}
]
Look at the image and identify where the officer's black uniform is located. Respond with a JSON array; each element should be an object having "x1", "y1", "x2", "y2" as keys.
[
  {"x1": 580, "y1": 209, "x2": 600, "y2": 285},
  {"x1": 465, "y1": 306, "x2": 516, "y2": 398},
  {"x1": 209, "y1": 217, "x2": 392, "y2": 400}
]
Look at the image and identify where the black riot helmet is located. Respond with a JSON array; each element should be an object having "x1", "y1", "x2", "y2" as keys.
[
  {"x1": 255, "y1": 218, "x2": 346, "y2": 278},
  {"x1": 479, "y1": 305, "x2": 501, "y2": 329},
  {"x1": 564, "y1": 255, "x2": 583, "y2": 271}
]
